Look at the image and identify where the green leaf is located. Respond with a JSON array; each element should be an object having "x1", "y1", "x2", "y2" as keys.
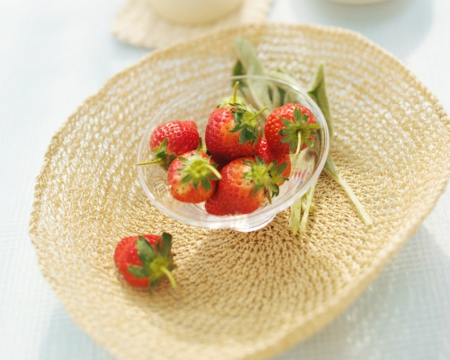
[
  {"x1": 304, "y1": 139, "x2": 314, "y2": 148},
  {"x1": 277, "y1": 86, "x2": 286, "y2": 106},
  {"x1": 323, "y1": 156, "x2": 339, "y2": 181},
  {"x1": 161, "y1": 232, "x2": 172, "y2": 258},
  {"x1": 147, "y1": 282, "x2": 153, "y2": 295},
  {"x1": 323, "y1": 156, "x2": 373, "y2": 226},
  {"x1": 150, "y1": 276, "x2": 162, "y2": 288},
  {"x1": 289, "y1": 197, "x2": 302, "y2": 235},
  {"x1": 233, "y1": 59, "x2": 245, "y2": 77},
  {"x1": 192, "y1": 177, "x2": 201, "y2": 190},
  {"x1": 232, "y1": 60, "x2": 247, "y2": 92},
  {"x1": 268, "y1": 83, "x2": 281, "y2": 109},
  {"x1": 180, "y1": 174, "x2": 192, "y2": 185},
  {"x1": 136, "y1": 236, "x2": 155, "y2": 265},
  {"x1": 277, "y1": 161, "x2": 288, "y2": 174},
  {"x1": 178, "y1": 156, "x2": 190, "y2": 165},
  {"x1": 155, "y1": 238, "x2": 162, "y2": 253},
  {"x1": 302, "y1": 196, "x2": 315, "y2": 213},
  {"x1": 239, "y1": 128, "x2": 248, "y2": 144},
  {"x1": 234, "y1": 38, "x2": 266, "y2": 76},
  {"x1": 308, "y1": 63, "x2": 334, "y2": 141},
  {"x1": 251, "y1": 183, "x2": 261, "y2": 197},
  {"x1": 201, "y1": 177, "x2": 211, "y2": 192},
  {"x1": 153, "y1": 138, "x2": 168, "y2": 155},
  {"x1": 280, "y1": 117, "x2": 292, "y2": 128},
  {"x1": 299, "y1": 179, "x2": 318, "y2": 234},
  {"x1": 268, "y1": 68, "x2": 302, "y2": 89},
  {"x1": 293, "y1": 107, "x2": 304, "y2": 123},
  {"x1": 234, "y1": 38, "x2": 273, "y2": 114},
  {"x1": 270, "y1": 183, "x2": 280, "y2": 197},
  {"x1": 127, "y1": 265, "x2": 151, "y2": 278},
  {"x1": 289, "y1": 141, "x2": 298, "y2": 153},
  {"x1": 268, "y1": 160, "x2": 289, "y2": 191}
]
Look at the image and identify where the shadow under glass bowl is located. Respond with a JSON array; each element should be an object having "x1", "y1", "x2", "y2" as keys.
[{"x1": 137, "y1": 75, "x2": 330, "y2": 232}]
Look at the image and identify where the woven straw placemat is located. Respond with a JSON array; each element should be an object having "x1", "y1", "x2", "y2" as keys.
[
  {"x1": 111, "y1": 0, "x2": 272, "y2": 48},
  {"x1": 30, "y1": 23, "x2": 450, "y2": 360}
]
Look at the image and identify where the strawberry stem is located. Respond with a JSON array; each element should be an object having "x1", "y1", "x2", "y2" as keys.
[
  {"x1": 294, "y1": 131, "x2": 302, "y2": 155},
  {"x1": 300, "y1": 179, "x2": 317, "y2": 233},
  {"x1": 161, "y1": 267, "x2": 178, "y2": 289},
  {"x1": 323, "y1": 157, "x2": 373, "y2": 226},
  {"x1": 203, "y1": 163, "x2": 222, "y2": 180},
  {"x1": 197, "y1": 136, "x2": 207, "y2": 153},
  {"x1": 249, "y1": 106, "x2": 268, "y2": 121},
  {"x1": 263, "y1": 162, "x2": 274, "y2": 175},
  {"x1": 135, "y1": 159, "x2": 161, "y2": 166},
  {"x1": 233, "y1": 81, "x2": 239, "y2": 103},
  {"x1": 289, "y1": 147, "x2": 318, "y2": 235},
  {"x1": 289, "y1": 197, "x2": 302, "y2": 235}
]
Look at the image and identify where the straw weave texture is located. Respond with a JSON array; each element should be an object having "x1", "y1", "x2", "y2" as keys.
[
  {"x1": 30, "y1": 23, "x2": 450, "y2": 360},
  {"x1": 111, "y1": 0, "x2": 272, "y2": 48}
]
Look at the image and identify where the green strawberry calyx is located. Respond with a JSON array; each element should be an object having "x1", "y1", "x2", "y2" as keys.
[
  {"x1": 229, "y1": 105, "x2": 267, "y2": 145},
  {"x1": 178, "y1": 151, "x2": 222, "y2": 192},
  {"x1": 219, "y1": 82, "x2": 267, "y2": 145},
  {"x1": 243, "y1": 156, "x2": 288, "y2": 204},
  {"x1": 268, "y1": 160, "x2": 289, "y2": 189},
  {"x1": 280, "y1": 107, "x2": 322, "y2": 154},
  {"x1": 127, "y1": 233, "x2": 177, "y2": 294},
  {"x1": 135, "y1": 138, "x2": 176, "y2": 170}
]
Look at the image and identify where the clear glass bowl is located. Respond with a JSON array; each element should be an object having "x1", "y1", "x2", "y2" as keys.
[{"x1": 137, "y1": 75, "x2": 330, "y2": 232}]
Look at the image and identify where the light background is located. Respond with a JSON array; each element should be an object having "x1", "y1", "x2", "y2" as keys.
[{"x1": 0, "y1": 0, "x2": 449, "y2": 359}]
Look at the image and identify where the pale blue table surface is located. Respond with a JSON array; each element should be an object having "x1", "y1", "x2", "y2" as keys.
[{"x1": 0, "y1": 0, "x2": 449, "y2": 359}]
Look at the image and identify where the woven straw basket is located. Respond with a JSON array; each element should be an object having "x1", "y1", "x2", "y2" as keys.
[{"x1": 30, "y1": 23, "x2": 450, "y2": 360}]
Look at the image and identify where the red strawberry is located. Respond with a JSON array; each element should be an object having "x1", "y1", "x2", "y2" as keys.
[
  {"x1": 265, "y1": 104, "x2": 321, "y2": 154},
  {"x1": 137, "y1": 120, "x2": 200, "y2": 169},
  {"x1": 205, "y1": 83, "x2": 266, "y2": 162},
  {"x1": 167, "y1": 150, "x2": 221, "y2": 203},
  {"x1": 204, "y1": 189, "x2": 233, "y2": 216},
  {"x1": 182, "y1": 120, "x2": 198, "y2": 129},
  {"x1": 205, "y1": 156, "x2": 285, "y2": 215},
  {"x1": 114, "y1": 233, "x2": 177, "y2": 293},
  {"x1": 209, "y1": 154, "x2": 229, "y2": 171},
  {"x1": 255, "y1": 137, "x2": 291, "y2": 184}
]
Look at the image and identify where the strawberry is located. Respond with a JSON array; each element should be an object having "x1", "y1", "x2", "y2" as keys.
[
  {"x1": 265, "y1": 104, "x2": 321, "y2": 154},
  {"x1": 114, "y1": 232, "x2": 177, "y2": 293},
  {"x1": 255, "y1": 137, "x2": 291, "y2": 184},
  {"x1": 167, "y1": 150, "x2": 221, "y2": 203},
  {"x1": 205, "y1": 82, "x2": 266, "y2": 162},
  {"x1": 205, "y1": 156, "x2": 286, "y2": 215},
  {"x1": 204, "y1": 189, "x2": 233, "y2": 216},
  {"x1": 137, "y1": 120, "x2": 200, "y2": 169},
  {"x1": 181, "y1": 120, "x2": 198, "y2": 129},
  {"x1": 209, "y1": 154, "x2": 229, "y2": 171}
]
